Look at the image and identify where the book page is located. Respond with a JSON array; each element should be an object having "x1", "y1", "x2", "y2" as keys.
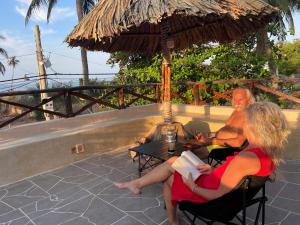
[
  {"x1": 182, "y1": 150, "x2": 204, "y2": 167},
  {"x1": 171, "y1": 154, "x2": 201, "y2": 181}
]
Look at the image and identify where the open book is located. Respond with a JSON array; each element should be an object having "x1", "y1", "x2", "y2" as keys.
[{"x1": 171, "y1": 150, "x2": 204, "y2": 181}]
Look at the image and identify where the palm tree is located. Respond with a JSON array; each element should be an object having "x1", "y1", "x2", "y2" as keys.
[
  {"x1": 7, "y1": 56, "x2": 20, "y2": 91},
  {"x1": 0, "y1": 35, "x2": 8, "y2": 75},
  {"x1": 25, "y1": 0, "x2": 97, "y2": 87},
  {"x1": 257, "y1": 0, "x2": 300, "y2": 74}
]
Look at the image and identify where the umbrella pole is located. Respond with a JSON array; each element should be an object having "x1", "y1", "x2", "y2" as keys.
[
  {"x1": 161, "y1": 19, "x2": 173, "y2": 124},
  {"x1": 162, "y1": 50, "x2": 172, "y2": 124}
]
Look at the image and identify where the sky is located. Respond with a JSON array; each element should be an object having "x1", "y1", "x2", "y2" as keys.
[
  {"x1": 0, "y1": 0, "x2": 300, "y2": 91},
  {"x1": 0, "y1": 0, "x2": 118, "y2": 91}
]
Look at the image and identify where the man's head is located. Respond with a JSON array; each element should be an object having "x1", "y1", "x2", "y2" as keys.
[{"x1": 232, "y1": 88, "x2": 255, "y2": 111}]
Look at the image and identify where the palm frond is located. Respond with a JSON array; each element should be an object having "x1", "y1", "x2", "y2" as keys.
[
  {"x1": 0, "y1": 35, "x2": 5, "y2": 40},
  {"x1": 0, "y1": 62, "x2": 5, "y2": 75},
  {"x1": 0, "y1": 48, "x2": 8, "y2": 59},
  {"x1": 82, "y1": 0, "x2": 96, "y2": 16},
  {"x1": 25, "y1": 0, "x2": 48, "y2": 25},
  {"x1": 47, "y1": 0, "x2": 58, "y2": 22},
  {"x1": 284, "y1": 9, "x2": 295, "y2": 35},
  {"x1": 7, "y1": 56, "x2": 20, "y2": 68}
]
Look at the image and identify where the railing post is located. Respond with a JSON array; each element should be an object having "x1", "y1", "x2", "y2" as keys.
[
  {"x1": 155, "y1": 85, "x2": 161, "y2": 103},
  {"x1": 65, "y1": 91, "x2": 73, "y2": 117},
  {"x1": 193, "y1": 84, "x2": 200, "y2": 105},
  {"x1": 118, "y1": 87, "x2": 125, "y2": 109}
]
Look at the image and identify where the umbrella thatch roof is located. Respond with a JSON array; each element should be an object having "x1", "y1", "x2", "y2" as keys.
[{"x1": 66, "y1": 0, "x2": 278, "y2": 54}]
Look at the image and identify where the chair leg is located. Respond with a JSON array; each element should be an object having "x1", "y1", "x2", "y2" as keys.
[{"x1": 262, "y1": 186, "x2": 266, "y2": 225}]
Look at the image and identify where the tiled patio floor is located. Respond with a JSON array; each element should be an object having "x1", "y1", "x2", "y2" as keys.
[{"x1": 0, "y1": 148, "x2": 299, "y2": 225}]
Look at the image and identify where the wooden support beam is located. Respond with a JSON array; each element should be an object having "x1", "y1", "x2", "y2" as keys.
[{"x1": 253, "y1": 82, "x2": 300, "y2": 104}]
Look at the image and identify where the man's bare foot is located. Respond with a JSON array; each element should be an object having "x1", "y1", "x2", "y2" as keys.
[{"x1": 114, "y1": 181, "x2": 141, "y2": 194}]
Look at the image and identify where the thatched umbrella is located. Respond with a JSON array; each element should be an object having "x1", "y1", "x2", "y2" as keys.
[{"x1": 66, "y1": 0, "x2": 278, "y2": 124}]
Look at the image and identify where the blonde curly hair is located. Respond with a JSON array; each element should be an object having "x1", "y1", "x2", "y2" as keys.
[{"x1": 246, "y1": 102, "x2": 290, "y2": 166}]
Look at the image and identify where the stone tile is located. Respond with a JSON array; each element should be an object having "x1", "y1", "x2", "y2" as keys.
[
  {"x1": 33, "y1": 212, "x2": 78, "y2": 225},
  {"x1": 27, "y1": 209, "x2": 52, "y2": 220},
  {"x1": 48, "y1": 181, "x2": 77, "y2": 195},
  {"x1": 36, "y1": 197, "x2": 61, "y2": 211},
  {"x1": 279, "y1": 163, "x2": 300, "y2": 172},
  {"x1": 51, "y1": 165, "x2": 89, "y2": 178},
  {"x1": 98, "y1": 184, "x2": 130, "y2": 196},
  {"x1": 111, "y1": 197, "x2": 158, "y2": 211},
  {"x1": 52, "y1": 185, "x2": 82, "y2": 201},
  {"x1": 55, "y1": 195, "x2": 94, "y2": 214},
  {"x1": 281, "y1": 213, "x2": 300, "y2": 225},
  {"x1": 5, "y1": 181, "x2": 34, "y2": 196},
  {"x1": 278, "y1": 183, "x2": 300, "y2": 200},
  {"x1": 84, "y1": 155, "x2": 115, "y2": 166},
  {"x1": 144, "y1": 204, "x2": 167, "y2": 224},
  {"x1": 8, "y1": 216, "x2": 31, "y2": 225},
  {"x1": 21, "y1": 202, "x2": 36, "y2": 214},
  {"x1": 276, "y1": 171, "x2": 300, "y2": 184},
  {"x1": 103, "y1": 169, "x2": 129, "y2": 182},
  {"x1": 265, "y1": 180, "x2": 286, "y2": 198},
  {"x1": 271, "y1": 197, "x2": 300, "y2": 214},
  {"x1": 60, "y1": 216, "x2": 95, "y2": 225},
  {"x1": 246, "y1": 204, "x2": 288, "y2": 224},
  {"x1": 0, "y1": 209, "x2": 24, "y2": 223},
  {"x1": 30, "y1": 174, "x2": 61, "y2": 191},
  {"x1": 2, "y1": 195, "x2": 42, "y2": 208},
  {"x1": 113, "y1": 215, "x2": 144, "y2": 225},
  {"x1": 63, "y1": 174, "x2": 97, "y2": 184},
  {"x1": 88, "y1": 180, "x2": 112, "y2": 195},
  {"x1": 54, "y1": 189, "x2": 90, "y2": 208},
  {"x1": 26, "y1": 186, "x2": 48, "y2": 198},
  {"x1": 79, "y1": 177, "x2": 105, "y2": 190},
  {"x1": 83, "y1": 197, "x2": 125, "y2": 225},
  {"x1": 127, "y1": 212, "x2": 158, "y2": 225},
  {"x1": 97, "y1": 194, "x2": 123, "y2": 203},
  {"x1": 0, "y1": 202, "x2": 14, "y2": 216},
  {"x1": 73, "y1": 161, "x2": 99, "y2": 171},
  {"x1": 0, "y1": 190, "x2": 7, "y2": 199},
  {"x1": 83, "y1": 165, "x2": 113, "y2": 177}
]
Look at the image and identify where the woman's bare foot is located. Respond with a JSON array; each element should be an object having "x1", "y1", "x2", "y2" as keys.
[{"x1": 114, "y1": 181, "x2": 141, "y2": 194}]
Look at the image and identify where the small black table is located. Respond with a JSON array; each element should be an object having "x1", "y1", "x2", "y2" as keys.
[{"x1": 131, "y1": 140, "x2": 185, "y2": 176}]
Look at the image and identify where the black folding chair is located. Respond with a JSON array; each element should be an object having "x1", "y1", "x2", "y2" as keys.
[
  {"x1": 207, "y1": 140, "x2": 249, "y2": 167},
  {"x1": 178, "y1": 176, "x2": 269, "y2": 225}
]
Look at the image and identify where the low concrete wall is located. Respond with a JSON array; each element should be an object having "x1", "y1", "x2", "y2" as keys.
[{"x1": 0, "y1": 104, "x2": 299, "y2": 186}]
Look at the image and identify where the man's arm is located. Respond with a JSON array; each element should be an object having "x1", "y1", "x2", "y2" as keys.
[{"x1": 211, "y1": 134, "x2": 246, "y2": 148}]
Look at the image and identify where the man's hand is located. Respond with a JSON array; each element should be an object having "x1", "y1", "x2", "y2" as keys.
[
  {"x1": 195, "y1": 132, "x2": 211, "y2": 145},
  {"x1": 197, "y1": 164, "x2": 212, "y2": 175}
]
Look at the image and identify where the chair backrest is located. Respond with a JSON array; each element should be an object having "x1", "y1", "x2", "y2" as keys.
[{"x1": 178, "y1": 175, "x2": 268, "y2": 222}]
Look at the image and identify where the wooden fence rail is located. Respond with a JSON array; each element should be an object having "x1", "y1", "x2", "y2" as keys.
[{"x1": 0, "y1": 78, "x2": 299, "y2": 128}]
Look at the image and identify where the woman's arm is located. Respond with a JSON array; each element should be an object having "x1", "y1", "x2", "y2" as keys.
[{"x1": 184, "y1": 151, "x2": 261, "y2": 200}]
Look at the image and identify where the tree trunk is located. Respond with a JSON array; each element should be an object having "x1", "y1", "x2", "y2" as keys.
[
  {"x1": 76, "y1": 0, "x2": 89, "y2": 87},
  {"x1": 256, "y1": 28, "x2": 277, "y2": 76}
]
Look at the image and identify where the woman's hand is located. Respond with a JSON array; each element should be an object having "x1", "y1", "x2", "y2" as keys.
[
  {"x1": 197, "y1": 164, "x2": 212, "y2": 175},
  {"x1": 183, "y1": 173, "x2": 196, "y2": 192}
]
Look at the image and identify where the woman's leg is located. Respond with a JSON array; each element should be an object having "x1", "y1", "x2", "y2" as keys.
[
  {"x1": 115, "y1": 156, "x2": 178, "y2": 194},
  {"x1": 163, "y1": 175, "x2": 179, "y2": 225}
]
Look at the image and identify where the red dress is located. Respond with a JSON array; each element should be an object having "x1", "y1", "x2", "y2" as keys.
[{"x1": 171, "y1": 147, "x2": 274, "y2": 203}]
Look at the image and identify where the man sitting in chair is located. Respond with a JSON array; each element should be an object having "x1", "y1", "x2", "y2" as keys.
[{"x1": 192, "y1": 88, "x2": 255, "y2": 158}]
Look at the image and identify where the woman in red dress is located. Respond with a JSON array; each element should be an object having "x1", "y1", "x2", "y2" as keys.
[{"x1": 115, "y1": 102, "x2": 289, "y2": 225}]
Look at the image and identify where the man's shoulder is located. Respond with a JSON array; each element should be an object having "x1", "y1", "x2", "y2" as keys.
[{"x1": 226, "y1": 110, "x2": 246, "y2": 124}]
